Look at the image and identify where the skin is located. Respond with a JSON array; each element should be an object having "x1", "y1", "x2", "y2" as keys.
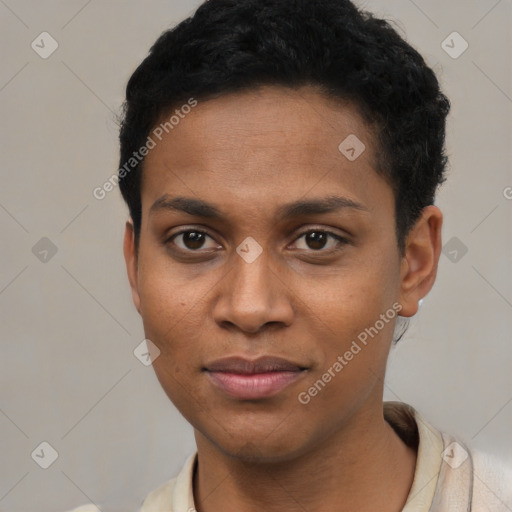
[{"x1": 124, "y1": 85, "x2": 443, "y2": 512}]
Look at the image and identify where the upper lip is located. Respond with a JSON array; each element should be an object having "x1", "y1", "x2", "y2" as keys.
[{"x1": 204, "y1": 356, "x2": 306, "y2": 374}]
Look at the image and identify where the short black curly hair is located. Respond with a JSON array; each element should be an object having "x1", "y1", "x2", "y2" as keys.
[{"x1": 118, "y1": 0, "x2": 450, "y2": 255}]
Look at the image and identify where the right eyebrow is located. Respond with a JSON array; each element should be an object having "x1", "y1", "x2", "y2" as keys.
[{"x1": 149, "y1": 195, "x2": 223, "y2": 219}]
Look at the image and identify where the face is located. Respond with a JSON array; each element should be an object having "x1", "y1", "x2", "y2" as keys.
[{"x1": 124, "y1": 86, "x2": 440, "y2": 462}]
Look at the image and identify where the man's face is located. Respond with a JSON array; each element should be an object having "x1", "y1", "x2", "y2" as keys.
[{"x1": 127, "y1": 86, "x2": 405, "y2": 461}]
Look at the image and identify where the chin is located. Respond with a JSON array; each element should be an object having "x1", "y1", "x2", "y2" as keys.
[
  {"x1": 197, "y1": 418, "x2": 317, "y2": 465},
  {"x1": 220, "y1": 438, "x2": 307, "y2": 464}
]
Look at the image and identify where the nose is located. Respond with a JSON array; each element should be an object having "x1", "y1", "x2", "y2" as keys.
[{"x1": 212, "y1": 247, "x2": 294, "y2": 334}]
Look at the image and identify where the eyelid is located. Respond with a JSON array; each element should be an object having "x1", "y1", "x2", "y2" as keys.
[
  {"x1": 165, "y1": 224, "x2": 351, "y2": 254},
  {"x1": 165, "y1": 226, "x2": 220, "y2": 249},
  {"x1": 290, "y1": 227, "x2": 351, "y2": 251},
  {"x1": 293, "y1": 225, "x2": 351, "y2": 240}
]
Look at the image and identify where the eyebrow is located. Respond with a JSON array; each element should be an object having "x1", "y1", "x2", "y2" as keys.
[{"x1": 149, "y1": 194, "x2": 369, "y2": 221}]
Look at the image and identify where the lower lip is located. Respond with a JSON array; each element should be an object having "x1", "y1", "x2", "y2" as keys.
[{"x1": 206, "y1": 371, "x2": 304, "y2": 399}]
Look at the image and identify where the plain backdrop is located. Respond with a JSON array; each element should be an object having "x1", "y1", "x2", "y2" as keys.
[{"x1": 1, "y1": 1, "x2": 511, "y2": 511}]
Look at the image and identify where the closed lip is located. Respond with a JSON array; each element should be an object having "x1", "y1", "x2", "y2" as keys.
[
  {"x1": 203, "y1": 355, "x2": 307, "y2": 374},
  {"x1": 204, "y1": 356, "x2": 308, "y2": 399}
]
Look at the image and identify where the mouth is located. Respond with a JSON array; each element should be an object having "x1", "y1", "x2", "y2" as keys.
[{"x1": 203, "y1": 356, "x2": 308, "y2": 400}]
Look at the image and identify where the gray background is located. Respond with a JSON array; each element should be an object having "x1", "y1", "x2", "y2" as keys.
[{"x1": 0, "y1": 1, "x2": 511, "y2": 511}]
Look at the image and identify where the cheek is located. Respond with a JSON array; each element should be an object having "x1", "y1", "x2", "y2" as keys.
[
  {"x1": 295, "y1": 249, "x2": 400, "y2": 399},
  {"x1": 293, "y1": 280, "x2": 397, "y2": 428},
  {"x1": 136, "y1": 254, "x2": 202, "y2": 368},
  {"x1": 302, "y1": 255, "x2": 398, "y2": 336},
  {"x1": 138, "y1": 245, "x2": 192, "y2": 323},
  {"x1": 137, "y1": 265, "x2": 208, "y2": 417}
]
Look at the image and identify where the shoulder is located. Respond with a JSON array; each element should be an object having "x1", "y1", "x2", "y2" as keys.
[
  {"x1": 140, "y1": 452, "x2": 197, "y2": 511},
  {"x1": 63, "y1": 477, "x2": 179, "y2": 512},
  {"x1": 388, "y1": 402, "x2": 512, "y2": 511},
  {"x1": 139, "y1": 477, "x2": 177, "y2": 511},
  {"x1": 470, "y1": 448, "x2": 512, "y2": 511}
]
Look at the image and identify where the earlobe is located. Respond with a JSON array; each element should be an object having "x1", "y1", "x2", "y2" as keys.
[
  {"x1": 398, "y1": 206, "x2": 443, "y2": 317},
  {"x1": 123, "y1": 219, "x2": 141, "y2": 315}
]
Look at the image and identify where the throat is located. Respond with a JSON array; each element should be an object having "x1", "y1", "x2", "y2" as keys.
[{"x1": 192, "y1": 409, "x2": 419, "y2": 512}]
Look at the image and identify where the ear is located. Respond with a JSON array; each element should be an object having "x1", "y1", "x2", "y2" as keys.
[
  {"x1": 398, "y1": 205, "x2": 443, "y2": 317},
  {"x1": 123, "y1": 219, "x2": 141, "y2": 315}
]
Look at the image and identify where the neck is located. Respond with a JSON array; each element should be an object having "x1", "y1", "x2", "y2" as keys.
[{"x1": 193, "y1": 403, "x2": 417, "y2": 512}]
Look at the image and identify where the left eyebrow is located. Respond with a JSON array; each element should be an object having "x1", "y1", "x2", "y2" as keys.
[
  {"x1": 149, "y1": 194, "x2": 369, "y2": 220},
  {"x1": 276, "y1": 195, "x2": 369, "y2": 219}
]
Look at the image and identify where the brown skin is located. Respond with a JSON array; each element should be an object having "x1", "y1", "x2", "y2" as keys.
[{"x1": 124, "y1": 86, "x2": 443, "y2": 512}]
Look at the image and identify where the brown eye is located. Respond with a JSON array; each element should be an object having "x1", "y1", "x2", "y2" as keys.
[
  {"x1": 168, "y1": 230, "x2": 220, "y2": 252},
  {"x1": 182, "y1": 231, "x2": 206, "y2": 249},
  {"x1": 304, "y1": 231, "x2": 328, "y2": 250},
  {"x1": 292, "y1": 230, "x2": 348, "y2": 252}
]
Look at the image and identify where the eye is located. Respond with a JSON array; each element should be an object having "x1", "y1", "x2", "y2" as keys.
[
  {"x1": 167, "y1": 229, "x2": 220, "y2": 252},
  {"x1": 291, "y1": 229, "x2": 349, "y2": 252},
  {"x1": 165, "y1": 227, "x2": 349, "y2": 255}
]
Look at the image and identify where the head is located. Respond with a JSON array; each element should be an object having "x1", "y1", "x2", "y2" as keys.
[{"x1": 121, "y1": 0, "x2": 449, "y2": 462}]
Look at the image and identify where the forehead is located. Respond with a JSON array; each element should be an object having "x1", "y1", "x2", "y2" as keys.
[{"x1": 140, "y1": 86, "x2": 390, "y2": 220}]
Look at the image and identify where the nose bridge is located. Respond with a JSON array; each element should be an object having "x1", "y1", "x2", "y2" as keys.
[
  {"x1": 230, "y1": 241, "x2": 275, "y2": 307},
  {"x1": 213, "y1": 239, "x2": 293, "y2": 332}
]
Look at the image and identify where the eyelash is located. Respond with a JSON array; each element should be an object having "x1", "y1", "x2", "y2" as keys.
[{"x1": 165, "y1": 227, "x2": 350, "y2": 255}]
